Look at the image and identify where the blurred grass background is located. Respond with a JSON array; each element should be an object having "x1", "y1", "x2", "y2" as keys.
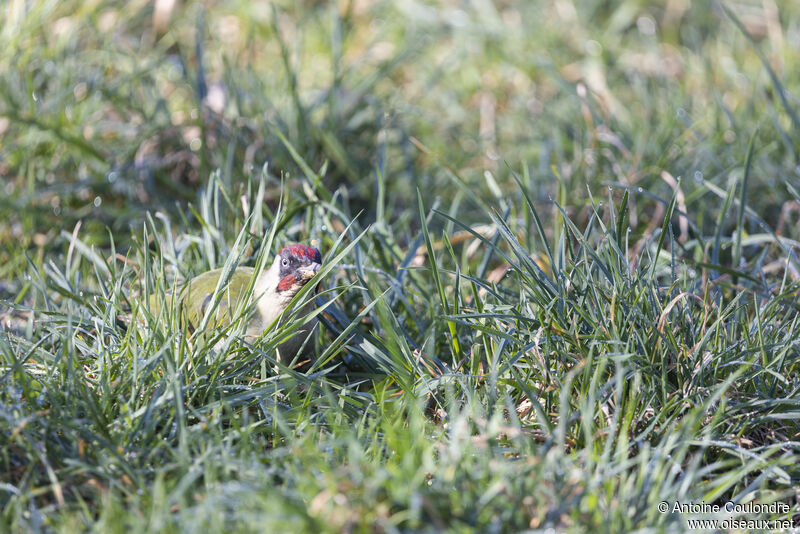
[
  {"x1": 3, "y1": 0, "x2": 798, "y2": 260},
  {"x1": 2, "y1": 0, "x2": 800, "y2": 532}
]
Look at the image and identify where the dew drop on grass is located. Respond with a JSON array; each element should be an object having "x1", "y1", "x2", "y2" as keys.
[
  {"x1": 94, "y1": 196, "x2": 102, "y2": 207},
  {"x1": 637, "y1": 187, "x2": 643, "y2": 193},
  {"x1": 108, "y1": 171, "x2": 118, "y2": 183},
  {"x1": 693, "y1": 171, "x2": 703, "y2": 183},
  {"x1": 637, "y1": 16, "x2": 656, "y2": 35}
]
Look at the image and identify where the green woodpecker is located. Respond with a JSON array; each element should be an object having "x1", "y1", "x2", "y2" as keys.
[{"x1": 154, "y1": 244, "x2": 323, "y2": 362}]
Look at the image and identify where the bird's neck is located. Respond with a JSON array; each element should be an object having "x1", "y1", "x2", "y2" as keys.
[
  {"x1": 253, "y1": 262, "x2": 278, "y2": 298},
  {"x1": 253, "y1": 262, "x2": 292, "y2": 327}
]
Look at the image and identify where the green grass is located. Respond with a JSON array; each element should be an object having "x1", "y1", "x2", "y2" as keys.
[{"x1": 2, "y1": 1, "x2": 800, "y2": 532}]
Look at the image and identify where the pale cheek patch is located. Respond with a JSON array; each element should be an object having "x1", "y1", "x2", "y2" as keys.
[{"x1": 277, "y1": 274, "x2": 296, "y2": 292}]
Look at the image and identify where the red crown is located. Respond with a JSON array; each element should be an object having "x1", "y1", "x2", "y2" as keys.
[{"x1": 280, "y1": 244, "x2": 322, "y2": 263}]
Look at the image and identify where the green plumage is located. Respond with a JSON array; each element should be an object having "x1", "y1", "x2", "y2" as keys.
[
  {"x1": 144, "y1": 246, "x2": 321, "y2": 360},
  {"x1": 149, "y1": 267, "x2": 257, "y2": 331}
]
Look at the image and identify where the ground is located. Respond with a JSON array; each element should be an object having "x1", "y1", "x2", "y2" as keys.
[{"x1": 1, "y1": 1, "x2": 800, "y2": 532}]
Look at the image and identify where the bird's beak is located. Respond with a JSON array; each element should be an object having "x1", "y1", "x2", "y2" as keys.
[{"x1": 298, "y1": 262, "x2": 321, "y2": 281}]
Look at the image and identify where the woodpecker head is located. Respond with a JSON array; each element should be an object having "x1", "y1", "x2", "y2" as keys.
[{"x1": 272, "y1": 244, "x2": 322, "y2": 301}]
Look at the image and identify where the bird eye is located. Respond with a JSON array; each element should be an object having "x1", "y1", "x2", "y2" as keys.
[{"x1": 281, "y1": 258, "x2": 289, "y2": 267}]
